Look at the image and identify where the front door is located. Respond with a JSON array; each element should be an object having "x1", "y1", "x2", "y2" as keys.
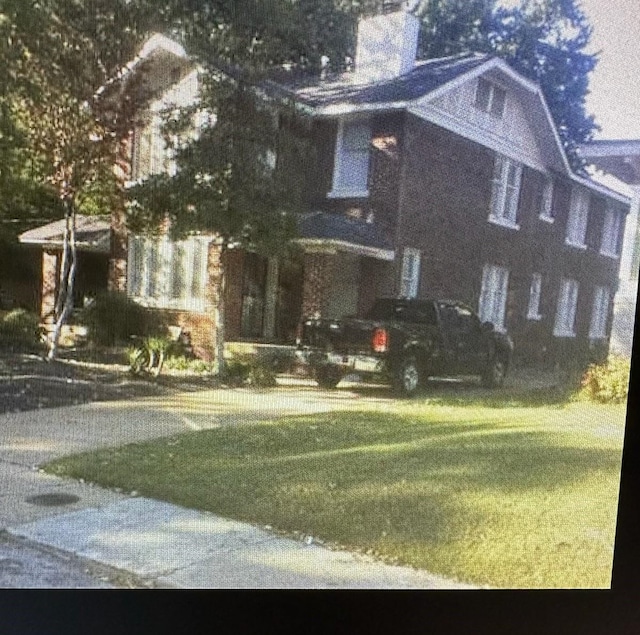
[{"x1": 439, "y1": 302, "x2": 488, "y2": 374}]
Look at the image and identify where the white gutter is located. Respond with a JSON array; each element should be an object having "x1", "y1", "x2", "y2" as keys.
[{"x1": 295, "y1": 238, "x2": 395, "y2": 261}]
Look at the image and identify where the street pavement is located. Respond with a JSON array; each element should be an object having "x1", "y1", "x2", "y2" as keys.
[{"x1": 0, "y1": 380, "x2": 476, "y2": 589}]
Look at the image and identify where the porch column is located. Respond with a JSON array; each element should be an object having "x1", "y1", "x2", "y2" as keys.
[
  {"x1": 262, "y1": 257, "x2": 279, "y2": 340},
  {"x1": 41, "y1": 250, "x2": 59, "y2": 323},
  {"x1": 301, "y1": 252, "x2": 333, "y2": 319}
]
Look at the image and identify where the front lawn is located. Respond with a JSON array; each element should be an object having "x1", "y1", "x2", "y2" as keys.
[{"x1": 44, "y1": 397, "x2": 626, "y2": 588}]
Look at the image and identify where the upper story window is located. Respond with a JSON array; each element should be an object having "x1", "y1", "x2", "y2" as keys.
[
  {"x1": 329, "y1": 118, "x2": 371, "y2": 198},
  {"x1": 565, "y1": 186, "x2": 589, "y2": 249},
  {"x1": 489, "y1": 154, "x2": 522, "y2": 229},
  {"x1": 127, "y1": 235, "x2": 209, "y2": 312},
  {"x1": 600, "y1": 205, "x2": 623, "y2": 258},
  {"x1": 539, "y1": 177, "x2": 554, "y2": 222},
  {"x1": 400, "y1": 247, "x2": 421, "y2": 299},
  {"x1": 131, "y1": 112, "x2": 176, "y2": 182},
  {"x1": 475, "y1": 77, "x2": 506, "y2": 118}
]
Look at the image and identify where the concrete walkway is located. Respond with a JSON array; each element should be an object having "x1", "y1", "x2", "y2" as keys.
[{"x1": 0, "y1": 383, "x2": 475, "y2": 589}]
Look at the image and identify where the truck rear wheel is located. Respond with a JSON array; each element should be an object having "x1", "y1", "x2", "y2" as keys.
[
  {"x1": 392, "y1": 356, "x2": 422, "y2": 397},
  {"x1": 315, "y1": 365, "x2": 343, "y2": 389}
]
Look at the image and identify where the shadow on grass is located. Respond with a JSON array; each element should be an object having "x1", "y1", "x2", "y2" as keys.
[{"x1": 344, "y1": 378, "x2": 574, "y2": 408}]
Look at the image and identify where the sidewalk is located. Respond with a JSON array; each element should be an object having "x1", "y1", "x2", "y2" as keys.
[{"x1": 0, "y1": 385, "x2": 475, "y2": 589}]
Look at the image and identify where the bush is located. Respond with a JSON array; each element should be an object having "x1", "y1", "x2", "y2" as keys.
[
  {"x1": 579, "y1": 355, "x2": 631, "y2": 404},
  {"x1": 127, "y1": 335, "x2": 175, "y2": 377},
  {"x1": 224, "y1": 354, "x2": 278, "y2": 387},
  {"x1": 83, "y1": 292, "x2": 146, "y2": 346},
  {"x1": 0, "y1": 309, "x2": 44, "y2": 350}
]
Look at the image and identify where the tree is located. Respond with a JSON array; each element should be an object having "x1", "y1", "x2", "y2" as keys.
[
  {"x1": 0, "y1": 0, "x2": 158, "y2": 357},
  {"x1": 488, "y1": 0, "x2": 598, "y2": 169}
]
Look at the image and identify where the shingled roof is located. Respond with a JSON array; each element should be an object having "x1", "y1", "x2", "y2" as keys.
[
  {"x1": 296, "y1": 211, "x2": 394, "y2": 260},
  {"x1": 269, "y1": 53, "x2": 490, "y2": 110},
  {"x1": 19, "y1": 215, "x2": 111, "y2": 253}
]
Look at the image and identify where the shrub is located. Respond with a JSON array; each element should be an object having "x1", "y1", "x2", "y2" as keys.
[
  {"x1": 247, "y1": 359, "x2": 278, "y2": 387},
  {"x1": 127, "y1": 335, "x2": 175, "y2": 377},
  {"x1": 579, "y1": 355, "x2": 631, "y2": 404},
  {"x1": 83, "y1": 292, "x2": 146, "y2": 346},
  {"x1": 0, "y1": 309, "x2": 44, "y2": 350}
]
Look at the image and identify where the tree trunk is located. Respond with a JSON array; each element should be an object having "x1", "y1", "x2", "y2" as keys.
[
  {"x1": 47, "y1": 199, "x2": 77, "y2": 360},
  {"x1": 212, "y1": 245, "x2": 226, "y2": 377}
]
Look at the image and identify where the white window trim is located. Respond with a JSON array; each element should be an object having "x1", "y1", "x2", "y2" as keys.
[
  {"x1": 478, "y1": 264, "x2": 509, "y2": 333},
  {"x1": 328, "y1": 118, "x2": 371, "y2": 199},
  {"x1": 553, "y1": 278, "x2": 579, "y2": 338},
  {"x1": 127, "y1": 235, "x2": 210, "y2": 312},
  {"x1": 589, "y1": 286, "x2": 611, "y2": 339},
  {"x1": 600, "y1": 206, "x2": 622, "y2": 259},
  {"x1": 565, "y1": 187, "x2": 589, "y2": 249},
  {"x1": 539, "y1": 177, "x2": 555, "y2": 223},
  {"x1": 488, "y1": 154, "x2": 522, "y2": 230},
  {"x1": 527, "y1": 273, "x2": 543, "y2": 321},
  {"x1": 400, "y1": 247, "x2": 421, "y2": 299}
]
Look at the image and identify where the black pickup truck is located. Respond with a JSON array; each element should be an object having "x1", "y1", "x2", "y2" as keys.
[{"x1": 299, "y1": 298, "x2": 514, "y2": 396}]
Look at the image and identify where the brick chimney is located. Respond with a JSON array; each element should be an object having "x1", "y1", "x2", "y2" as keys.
[{"x1": 354, "y1": 4, "x2": 420, "y2": 83}]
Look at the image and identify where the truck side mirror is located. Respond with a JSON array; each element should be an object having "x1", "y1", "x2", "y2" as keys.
[{"x1": 481, "y1": 321, "x2": 494, "y2": 333}]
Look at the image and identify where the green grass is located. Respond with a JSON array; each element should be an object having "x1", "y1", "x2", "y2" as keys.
[{"x1": 44, "y1": 398, "x2": 626, "y2": 588}]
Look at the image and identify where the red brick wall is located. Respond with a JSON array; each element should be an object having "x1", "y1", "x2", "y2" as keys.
[
  {"x1": 41, "y1": 250, "x2": 59, "y2": 323},
  {"x1": 395, "y1": 114, "x2": 626, "y2": 365},
  {"x1": 301, "y1": 252, "x2": 334, "y2": 319}
]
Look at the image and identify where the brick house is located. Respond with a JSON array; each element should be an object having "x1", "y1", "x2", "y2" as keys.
[{"x1": 29, "y1": 11, "x2": 630, "y2": 363}]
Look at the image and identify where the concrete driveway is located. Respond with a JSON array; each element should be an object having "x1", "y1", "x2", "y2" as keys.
[{"x1": 0, "y1": 382, "x2": 479, "y2": 589}]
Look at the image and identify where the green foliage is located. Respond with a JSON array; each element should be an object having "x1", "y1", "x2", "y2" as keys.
[
  {"x1": 224, "y1": 353, "x2": 278, "y2": 387},
  {"x1": 83, "y1": 292, "x2": 146, "y2": 346},
  {"x1": 579, "y1": 356, "x2": 631, "y2": 404},
  {"x1": 0, "y1": 308, "x2": 44, "y2": 350},
  {"x1": 127, "y1": 334, "x2": 176, "y2": 377},
  {"x1": 163, "y1": 354, "x2": 213, "y2": 373}
]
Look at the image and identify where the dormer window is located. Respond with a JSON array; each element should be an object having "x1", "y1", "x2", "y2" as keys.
[
  {"x1": 475, "y1": 78, "x2": 506, "y2": 118},
  {"x1": 329, "y1": 119, "x2": 371, "y2": 198}
]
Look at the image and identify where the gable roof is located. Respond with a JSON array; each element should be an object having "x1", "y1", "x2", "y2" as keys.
[{"x1": 270, "y1": 53, "x2": 490, "y2": 110}]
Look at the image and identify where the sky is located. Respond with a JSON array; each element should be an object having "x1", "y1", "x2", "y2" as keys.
[{"x1": 580, "y1": 0, "x2": 640, "y2": 139}]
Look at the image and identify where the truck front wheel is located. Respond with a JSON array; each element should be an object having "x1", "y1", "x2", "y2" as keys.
[
  {"x1": 315, "y1": 365, "x2": 343, "y2": 389},
  {"x1": 392, "y1": 356, "x2": 422, "y2": 397}
]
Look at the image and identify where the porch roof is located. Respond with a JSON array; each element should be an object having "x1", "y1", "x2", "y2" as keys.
[
  {"x1": 18, "y1": 215, "x2": 111, "y2": 253},
  {"x1": 296, "y1": 211, "x2": 395, "y2": 261}
]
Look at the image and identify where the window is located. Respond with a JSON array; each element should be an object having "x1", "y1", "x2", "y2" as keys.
[
  {"x1": 127, "y1": 235, "x2": 209, "y2": 311},
  {"x1": 554, "y1": 278, "x2": 579, "y2": 337},
  {"x1": 540, "y1": 177, "x2": 554, "y2": 222},
  {"x1": 589, "y1": 286, "x2": 611, "y2": 339},
  {"x1": 329, "y1": 119, "x2": 371, "y2": 197},
  {"x1": 400, "y1": 248, "x2": 421, "y2": 298},
  {"x1": 527, "y1": 273, "x2": 543, "y2": 320},
  {"x1": 566, "y1": 187, "x2": 589, "y2": 248},
  {"x1": 479, "y1": 264, "x2": 509, "y2": 332},
  {"x1": 600, "y1": 206, "x2": 623, "y2": 257},
  {"x1": 475, "y1": 77, "x2": 506, "y2": 118},
  {"x1": 490, "y1": 154, "x2": 522, "y2": 228}
]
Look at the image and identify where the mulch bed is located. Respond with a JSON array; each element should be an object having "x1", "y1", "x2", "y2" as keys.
[{"x1": 0, "y1": 347, "x2": 220, "y2": 415}]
